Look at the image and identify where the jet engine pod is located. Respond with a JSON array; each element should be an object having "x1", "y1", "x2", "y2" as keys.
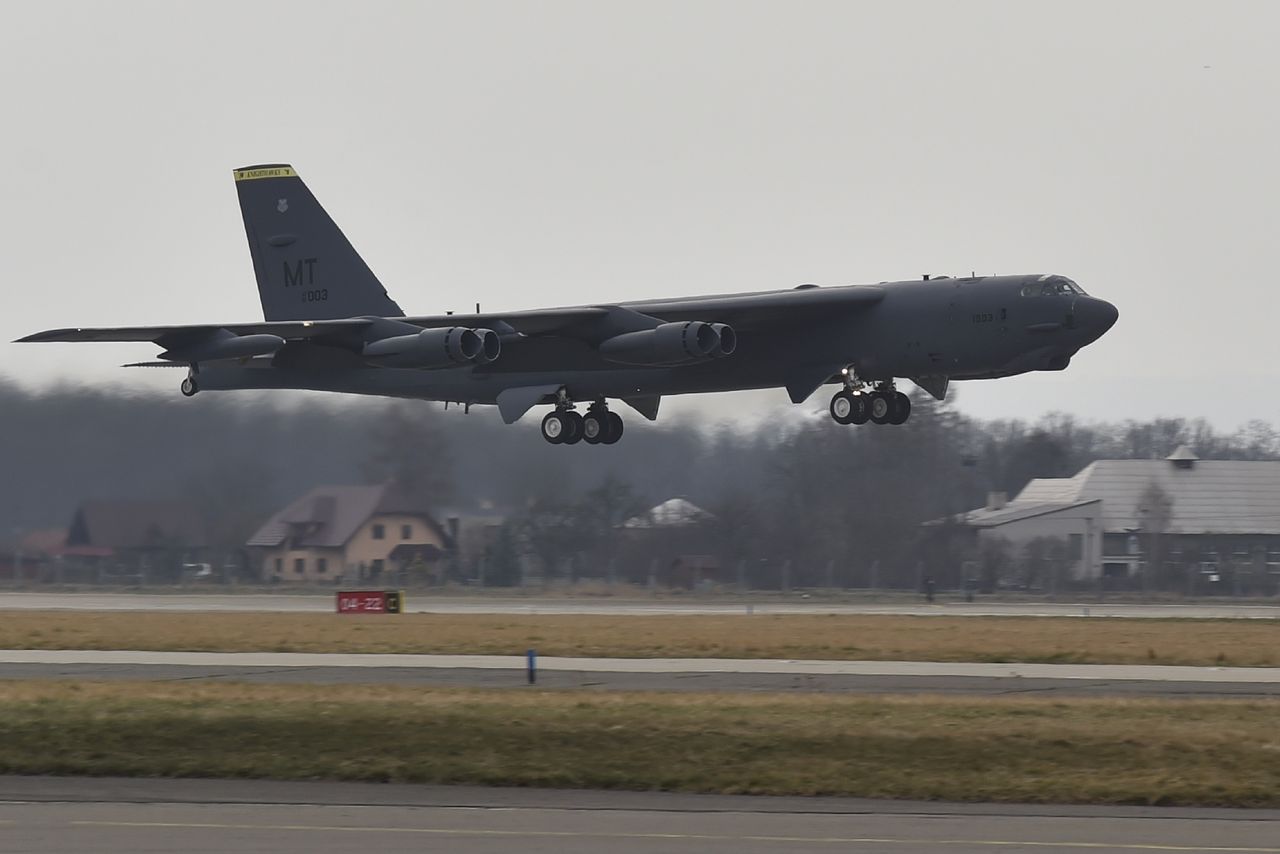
[
  {"x1": 710, "y1": 323, "x2": 736, "y2": 356},
  {"x1": 363, "y1": 327, "x2": 487, "y2": 368},
  {"x1": 598, "y1": 321, "x2": 735, "y2": 366},
  {"x1": 472, "y1": 328, "x2": 502, "y2": 364}
]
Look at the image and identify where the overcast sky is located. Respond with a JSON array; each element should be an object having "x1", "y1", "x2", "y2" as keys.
[{"x1": 1, "y1": 0, "x2": 1276, "y2": 429}]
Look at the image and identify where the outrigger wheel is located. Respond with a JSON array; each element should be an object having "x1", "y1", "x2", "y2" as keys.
[{"x1": 180, "y1": 377, "x2": 199, "y2": 397}]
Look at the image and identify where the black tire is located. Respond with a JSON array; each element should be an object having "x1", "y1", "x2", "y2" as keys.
[
  {"x1": 541, "y1": 411, "x2": 566, "y2": 444},
  {"x1": 180, "y1": 377, "x2": 198, "y2": 397},
  {"x1": 829, "y1": 391, "x2": 855, "y2": 425},
  {"x1": 888, "y1": 391, "x2": 912, "y2": 425},
  {"x1": 868, "y1": 392, "x2": 892, "y2": 425},
  {"x1": 603, "y1": 412, "x2": 624, "y2": 444},
  {"x1": 582, "y1": 411, "x2": 606, "y2": 444},
  {"x1": 561, "y1": 411, "x2": 585, "y2": 445},
  {"x1": 849, "y1": 393, "x2": 871, "y2": 425}
]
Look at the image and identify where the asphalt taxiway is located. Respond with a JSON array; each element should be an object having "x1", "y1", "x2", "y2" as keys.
[
  {"x1": 3, "y1": 591, "x2": 1280, "y2": 618},
  {"x1": 2, "y1": 777, "x2": 1278, "y2": 854},
  {"x1": 4, "y1": 650, "x2": 1280, "y2": 697}
]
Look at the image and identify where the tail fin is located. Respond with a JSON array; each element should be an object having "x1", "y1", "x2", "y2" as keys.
[{"x1": 234, "y1": 164, "x2": 404, "y2": 321}]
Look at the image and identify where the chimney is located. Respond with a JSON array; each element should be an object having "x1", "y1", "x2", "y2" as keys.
[{"x1": 986, "y1": 491, "x2": 1008, "y2": 511}]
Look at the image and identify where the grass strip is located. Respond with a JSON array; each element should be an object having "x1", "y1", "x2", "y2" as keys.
[
  {"x1": 0, "y1": 681, "x2": 1278, "y2": 806},
  {"x1": 2, "y1": 611, "x2": 1280, "y2": 666}
]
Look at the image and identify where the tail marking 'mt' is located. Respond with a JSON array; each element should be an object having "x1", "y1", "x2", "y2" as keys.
[{"x1": 234, "y1": 164, "x2": 404, "y2": 322}]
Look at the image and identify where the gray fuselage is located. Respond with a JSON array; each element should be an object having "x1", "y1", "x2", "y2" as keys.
[{"x1": 195, "y1": 273, "x2": 1118, "y2": 413}]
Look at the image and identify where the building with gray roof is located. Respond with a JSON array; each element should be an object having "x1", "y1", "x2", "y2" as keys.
[{"x1": 942, "y1": 447, "x2": 1280, "y2": 591}]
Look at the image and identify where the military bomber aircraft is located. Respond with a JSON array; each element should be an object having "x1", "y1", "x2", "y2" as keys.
[{"x1": 18, "y1": 165, "x2": 1118, "y2": 445}]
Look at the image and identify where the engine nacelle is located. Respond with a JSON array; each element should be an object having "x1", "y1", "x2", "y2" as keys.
[
  {"x1": 362, "y1": 327, "x2": 498, "y2": 368},
  {"x1": 471, "y1": 328, "x2": 502, "y2": 364},
  {"x1": 598, "y1": 321, "x2": 735, "y2": 366}
]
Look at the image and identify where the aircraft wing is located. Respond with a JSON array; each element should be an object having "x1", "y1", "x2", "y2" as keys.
[
  {"x1": 623, "y1": 284, "x2": 885, "y2": 328},
  {"x1": 401, "y1": 286, "x2": 884, "y2": 337},
  {"x1": 16, "y1": 318, "x2": 374, "y2": 345},
  {"x1": 18, "y1": 286, "x2": 881, "y2": 348}
]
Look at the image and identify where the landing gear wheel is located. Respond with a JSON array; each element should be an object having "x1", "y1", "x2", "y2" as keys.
[
  {"x1": 848, "y1": 393, "x2": 870, "y2": 425},
  {"x1": 180, "y1": 377, "x2": 199, "y2": 397},
  {"x1": 603, "y1": 412, "x2": 624, "y2": 444},
  {"x1": 541, "y1": 411, "x2": 567, "y2": 444},
  {"x1": 583, "y1": 411, "x2": 607, "y2": 444},
  {"x1": 868, "y1": 392, "x2": 893, "y2": 425},
  {"x1": 561, "y1": 411, "x2": 585, "y2": 445},
  {"x1": 830, "y1": 390, "x2": 855, "y2": 425},
  {"x1": 888, "y1": 391, "x2": 912, "y2": 425}
]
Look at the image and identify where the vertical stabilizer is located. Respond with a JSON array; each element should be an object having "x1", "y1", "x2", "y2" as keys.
[{"x1": 234, "y1": 164, "x2": 404, "y2": 321}]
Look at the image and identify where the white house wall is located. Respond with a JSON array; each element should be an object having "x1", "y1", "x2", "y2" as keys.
[{"x1": 976, "y1": 503, "x2": 1103, "y2": 580}]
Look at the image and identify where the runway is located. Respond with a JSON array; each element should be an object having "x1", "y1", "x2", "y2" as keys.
[
  {"x1": 4, "y1": 650, "x2": 1280, "y2": 697},
  {"x1": 3, "y1": 591, "x2": 1280, "y2": 618},
  {"x1": 2, "y1": 777, "x2": 1278, "y2": 853}
]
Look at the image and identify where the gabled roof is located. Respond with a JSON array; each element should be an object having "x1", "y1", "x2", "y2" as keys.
[
  {"x1": 623, "y1": 498, "x2": 713, "y2": 529},
  {"x1": 247, "y1": 484, "x2": 444, "y2": 548},
  {"x1": 1005, "y1": 459, "x2": 1280, "y2": 535},
  {"x1": 66, "y1": 500, "x2": 208, "y2": 549},
  {"x1": 956, "y1": 500, "x2": 1101, "y2": 528}
]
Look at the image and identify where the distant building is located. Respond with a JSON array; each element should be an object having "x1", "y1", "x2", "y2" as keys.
[
  {"x1": 247, "y1": 484, "x2": 452, "y2": 584},
  {"x1": 66, "y1": 500, "x2": 208, "y2": 554},
  {"x1": 622, "y1": 498, "x2": 714, "y2": 530},
  {"x1": 938, "y1": 447, "x2": 1280, "y2": 589},
  {"x1": 622, "y1": 498, "x2": 720, "y2": 586}
]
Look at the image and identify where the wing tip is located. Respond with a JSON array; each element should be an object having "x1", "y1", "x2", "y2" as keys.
[{"x1": 15, "y1": 329, "x2": 75, "y2": 343}]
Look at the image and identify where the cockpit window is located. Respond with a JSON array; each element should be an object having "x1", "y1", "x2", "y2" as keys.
[{"x1": 1025, "y1": 276, "x2": 1087, "y2": 297}]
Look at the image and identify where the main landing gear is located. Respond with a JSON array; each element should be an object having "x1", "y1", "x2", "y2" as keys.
[
  {"x1": 541, "y1": 398, "x2": 623, "y2": 445},
  {"x1": 829, "y1": 376, "x2": 910, "y2": 427},
  {"x1": 180, "y1": 375, "x2": 199, "y2": 397}
]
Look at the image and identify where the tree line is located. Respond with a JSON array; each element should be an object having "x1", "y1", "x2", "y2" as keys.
[{"x1": 0, "y1": 376, "x2": 1276, "y2": 587}]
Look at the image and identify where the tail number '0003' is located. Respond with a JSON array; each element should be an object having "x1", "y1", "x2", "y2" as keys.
[{"x1": 303, "y1": 289, "x2": 329, "y2": 303}]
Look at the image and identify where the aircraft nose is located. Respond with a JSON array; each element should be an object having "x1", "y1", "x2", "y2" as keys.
[{"x1": 1075, "y1": 296, "x2": 1118, "y2": 339}]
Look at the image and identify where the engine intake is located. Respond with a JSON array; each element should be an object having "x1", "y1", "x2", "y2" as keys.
[
  {"x1": 362, "y1": 327, "x2": 499, "y2": 368},
  {"x1": 598, "y1": 321, "x2": 735, "y2": 366}
]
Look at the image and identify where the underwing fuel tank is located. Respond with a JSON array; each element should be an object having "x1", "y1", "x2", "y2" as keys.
[{"x1": 158, "y1": 330, "x2": 285, "y2": 362}]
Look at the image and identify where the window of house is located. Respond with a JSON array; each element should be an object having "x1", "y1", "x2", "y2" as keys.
[
  {"x1": 317, "y1": 558, "x2": 328, "y2": 574},
  {"x1": 372, "y1": 524, "x2": 385, "y2": 540},
  {"x1": 294, "y1": 558, "x2": 305, "y2": 574},
  {"x1": 401, "y1": 524, "x2": 412, "y2": 540},
  {"x1": 274, "y1": 558, "x2": 283, "y2": 574},
  {"x1": 371, "y1": 559, "x2": 384, "y2": 578},
  {"x1": 1068, "y1": 534, "x2": 1083, "y2": 561},
  {"x1": 1267, "y1": 548, "x2": 1280, "y2": 574}
]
